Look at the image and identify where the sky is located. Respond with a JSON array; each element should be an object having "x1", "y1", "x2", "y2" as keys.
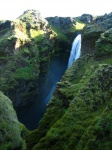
[{"x1": 0, "y1": 0, "x2": 112, "y2": 20}]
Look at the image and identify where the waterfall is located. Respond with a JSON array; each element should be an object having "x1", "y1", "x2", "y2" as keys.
[{"x1": 68, "y1": 34, "x2": 81, "y2": 68}]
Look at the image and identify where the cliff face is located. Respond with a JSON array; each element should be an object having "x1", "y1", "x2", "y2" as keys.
[
  {"x1": 26, "y1": 12, "x2": 112, "y2": 150},
  {"x1": 82, "y1": 12, "x2": 112, "y2": 56},
  {"x1": 0, "y1": 91, "x2": 27, "y2": 150},
  {"x1": 0, "y1": 10, "x2": 56, "y2": 107},
  {"x1": 95, "y1": 28, "x2": 112, "y2": 58}
]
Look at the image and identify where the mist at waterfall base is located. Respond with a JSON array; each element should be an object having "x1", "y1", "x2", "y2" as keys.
[
  {"x1": 68, "y1": 34, "x2": 81, "y2": 68},
  {"x1": 17, "y1": 55, "x2": 68, "y2": 130}
]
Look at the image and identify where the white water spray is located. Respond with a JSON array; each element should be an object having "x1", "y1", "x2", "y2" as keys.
[{"x1": 68, "y1": 34, "x2": 81, "y2": 69}]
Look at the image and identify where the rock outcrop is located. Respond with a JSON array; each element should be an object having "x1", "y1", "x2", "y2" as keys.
[
  {"x1": 81, "y1": 12, "x2": 112, "y2": 56},
  {"x1": 95, "y1": 28, "x2": 112, "y2": 58}
]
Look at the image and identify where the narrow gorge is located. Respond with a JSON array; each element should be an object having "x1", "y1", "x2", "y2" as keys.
[
  {"x1": 0, "y1": 10, "x2": 112, "y2": 150},
  {"x1": 16, "y1": 32, "x2": 82, "y2": 130}
]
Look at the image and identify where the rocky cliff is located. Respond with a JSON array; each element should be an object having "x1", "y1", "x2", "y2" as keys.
[
  {"x1": 0, "y1": 10, "x2": 56, "y2": 107},
  {"x1": 82, "y1": 12, "x2": 112, "y2": 56}
]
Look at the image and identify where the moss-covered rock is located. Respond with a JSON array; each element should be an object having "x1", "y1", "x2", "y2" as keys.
[
  {"x1": 81, "y1": 12, "x2": 112, "y2": 56},
  {"x1": 0, "y1": 91, "x2": 27, "y2": 150},
  {"x1": 95, "y1": 28, "x2": 112, "y2": 58}
]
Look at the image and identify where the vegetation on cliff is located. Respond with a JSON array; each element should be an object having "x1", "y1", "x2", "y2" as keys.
[
  {"x1": 0, "y1": 10, "x2": 56, "y2": 107},
  {"x1": 95, "y1": 28, "x2": 112, "y2": 58},
  {"x1": 82, "y1": 12, "x2": 112, "y2": 55},
  {"x1": 0, "y1": 91, "x2": 29, "y2": 150}
]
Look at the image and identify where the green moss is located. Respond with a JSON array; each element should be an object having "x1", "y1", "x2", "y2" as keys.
[
  {"x1": 95, "y1": 28, "x2": 112, "y2": 58},
  {"x1": 14, "y1": 65, "x2": 36, "y2": 79},
  {"x1": 0, "y1": 91, "x2": 26, "y2": 150},
  {"x1": 31, "y1": 64, "x2": 112, "y2": 150},
  {"x1": 51, "y1": 26, "x2": 68, "y2": 41},
  {"x1": 30, "y1": 29, "x2": 45, "y2": 42}
]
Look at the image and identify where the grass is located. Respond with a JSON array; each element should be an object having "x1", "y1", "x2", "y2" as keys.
[
  {"x1": 51, "y1": 26, "x2": 67, "y2": 41},
  {"x1": 75, "y1": 21, "x2": 85, "y2": 30},
  {"x1": 30, "y1": 29, "x2": 45, "y2": 42}
]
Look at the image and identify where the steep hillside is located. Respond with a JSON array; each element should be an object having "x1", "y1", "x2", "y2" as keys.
[{"x1": 26, "y1": 12, "x2": 112, "y2": 150}]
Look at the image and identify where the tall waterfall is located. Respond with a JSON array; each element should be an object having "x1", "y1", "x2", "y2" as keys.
[{"x1": 68, "y1": 34, "x2": 81, "y2": 68}]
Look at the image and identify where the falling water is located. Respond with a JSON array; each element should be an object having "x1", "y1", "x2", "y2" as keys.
[{"x1": 68, "y1": 34, "x2": 81, "y2": 68}]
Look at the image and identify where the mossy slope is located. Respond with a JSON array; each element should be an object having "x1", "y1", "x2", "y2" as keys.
[{"x1": 0, "y1": 91, "x2": 27, "y2": 150}]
